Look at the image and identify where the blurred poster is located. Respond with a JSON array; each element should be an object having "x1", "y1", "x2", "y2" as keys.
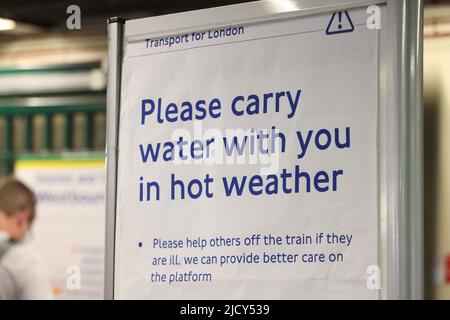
[{"x1": 15, "y1": 157, "x2": 105, "y2": 299}]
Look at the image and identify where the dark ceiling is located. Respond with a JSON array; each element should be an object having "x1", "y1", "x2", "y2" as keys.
[
  {"x1": 0, "y1": 0, "x2": 256, "y2": 29},
  {"x1": 0, "y1": 0, "x2": 447, "y2": 31}
]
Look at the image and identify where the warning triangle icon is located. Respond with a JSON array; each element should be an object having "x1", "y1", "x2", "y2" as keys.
[{"x1": 325, "y1": 11, "x2": 354, "y2": 35}]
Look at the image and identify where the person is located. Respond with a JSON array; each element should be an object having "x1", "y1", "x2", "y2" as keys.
[{"x1": 0, "y1": 178, "x2": 53, "y2": 300}]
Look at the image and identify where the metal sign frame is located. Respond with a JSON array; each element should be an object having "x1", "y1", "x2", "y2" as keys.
[{"x1": 105, "y1": 0, "x2": 423, "y2": 300}]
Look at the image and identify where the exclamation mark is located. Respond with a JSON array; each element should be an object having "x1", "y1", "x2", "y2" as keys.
[{"x1": 337, "y1": 12, "x2": 343, "y2": 30}]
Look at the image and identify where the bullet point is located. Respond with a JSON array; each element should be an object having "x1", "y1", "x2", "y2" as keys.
[{"x1": 138, "y1": 242, "x2": 143, "y2": 248}]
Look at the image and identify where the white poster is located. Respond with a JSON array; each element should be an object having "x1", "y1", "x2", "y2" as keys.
[
  {"x1": 116, "y1": 8, "x2": 379, "y2": 299},
  {"x1": 15, "y1": 158, "x2": 105, "y2": 299}
]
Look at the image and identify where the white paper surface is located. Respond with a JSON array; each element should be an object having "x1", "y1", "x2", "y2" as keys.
[{"x1": 116, "y1": 8, "x2": 379, "y2": 299}]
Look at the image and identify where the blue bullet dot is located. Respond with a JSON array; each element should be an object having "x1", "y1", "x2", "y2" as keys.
[{"x1": 138, "y1": 242, "x2": 143, "y2": 248}]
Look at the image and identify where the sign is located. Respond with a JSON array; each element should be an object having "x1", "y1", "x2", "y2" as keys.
[
  {"x1": 325, "y1": 11, "x2": 355, "y2": 35},
  {"x1": 15, "y1": 158, "x2": 105, "y2": 299},
  {"x1": 114, "y1": 7, "x2": 379, "y2": 299}
]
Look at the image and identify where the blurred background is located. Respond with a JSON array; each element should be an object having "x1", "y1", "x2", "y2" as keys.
[
  {"x1": 424, "y1": 0, "x2": 450, "y2": 300},
  {"x1": 0, "y1": 0, "x2": 447, "y2": 299}
]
